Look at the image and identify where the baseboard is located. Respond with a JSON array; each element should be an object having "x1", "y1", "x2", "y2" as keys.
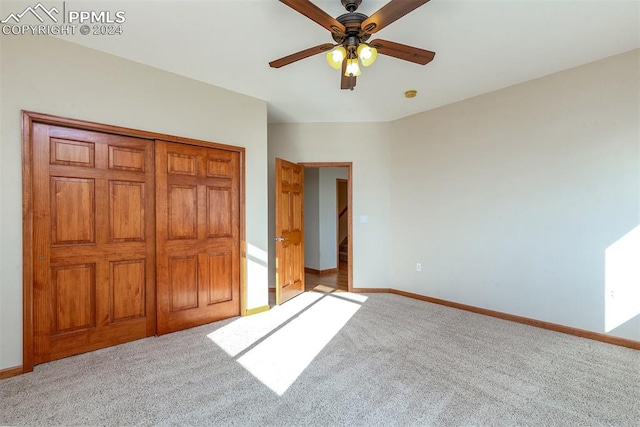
[
  {"x1": 0, "y1": 365, "x2": 23, "y2": 380},
  {"x1": 351, "y1": 287, "x2": 391, "y2": 293},
  {"x1": 245, "y1": 305, "x2": 270, "y2": 316},
  {"x1": 390, "y1": 289, "x2": 640, "y2": 351},
  {"x1": 304, "y1": 267, "x2": 339, "y2": 276}
]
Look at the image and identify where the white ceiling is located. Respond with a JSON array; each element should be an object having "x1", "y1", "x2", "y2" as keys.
[{"x1": 54, "y1": 0, "x2": 639, "y2": 123}]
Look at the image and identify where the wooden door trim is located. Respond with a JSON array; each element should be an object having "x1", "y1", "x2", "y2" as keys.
[
  {"x1": 21, "y1": 111, "x2": 245, "y2": 153},
  {"x1": 298, "y1": 162, "x2": 353, "y2": 292},
  {"x1": 22, "y1": 111, "x2": 247, "y2": 373},
  {"x1": 21, "y1": 113, "x2": 35, "y2": 373}
]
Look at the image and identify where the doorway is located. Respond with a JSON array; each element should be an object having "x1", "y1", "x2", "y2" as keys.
[
  {"x1": 272, "y1": 160, "x2": 352, "y2": 306},
  {"x1": 302, "y1": 166, "x2": 350, "y2": 292},
  {"x1": 299, "y1": 162, "x2": 352, "y2": 291}
]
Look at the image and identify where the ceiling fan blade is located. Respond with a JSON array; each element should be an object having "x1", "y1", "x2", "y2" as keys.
[
  {"x1": 280, "y1": 0, "x2": 345, "y2": 34},
  {"x1": 269, "y1": 43, "x2": 335, "y2": 68},
  {"x1": 361, "y1": 0, "x2": 430, "y2": 34},
  {"x1": 369, "y1": 39, "x2": 435, "y2": 65},
  {"x1": 341, "y1": 58, "x2": 356, "y2": 90}
]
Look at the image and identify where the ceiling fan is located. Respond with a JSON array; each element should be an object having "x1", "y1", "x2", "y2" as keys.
[{"x1": 269, "y1": 0, "x2": 436, "y2": 91}]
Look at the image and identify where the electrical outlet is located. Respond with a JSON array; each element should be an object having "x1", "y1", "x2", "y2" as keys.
[{"x1": 416, "y1": 263, "x2": 422, "y2": 272}]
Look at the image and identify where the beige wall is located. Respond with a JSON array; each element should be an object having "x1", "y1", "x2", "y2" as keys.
[
  {"x1": 268, "y1": 122, "x2": 392, "y2": 288},
  {"x1": 389, "y1": 49, "x2": 640, "y2": 340},
  {"x1": 0, "y1": 36, "x2": 269, "y2": 370}
]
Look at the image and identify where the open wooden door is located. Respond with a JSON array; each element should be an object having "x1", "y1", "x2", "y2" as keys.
[{"x1": 275, "y1": 158, "x2": 305, "y2": 304}]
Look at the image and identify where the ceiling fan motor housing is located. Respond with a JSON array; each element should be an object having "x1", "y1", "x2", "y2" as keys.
[{"x1": 332, "y1": 11, "x2": 371, "y2": 44}]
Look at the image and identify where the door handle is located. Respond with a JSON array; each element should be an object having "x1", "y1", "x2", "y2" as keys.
[{"x1": 274, "y1": 236, "x2": 286, "y2": 242}]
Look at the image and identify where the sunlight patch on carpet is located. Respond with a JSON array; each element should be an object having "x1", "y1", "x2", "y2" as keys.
[
  {"x1": 208, "y1": 292, "x2": 324, "y2": 357},
  {"x1": 208, "y1": 290, "x2": 367, "y2": 395}
]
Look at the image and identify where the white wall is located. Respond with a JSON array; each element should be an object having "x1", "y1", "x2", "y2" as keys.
[
  {"x1": 389, "y1": 49, "x2": 640, "y2": 341},
  {"x1": 318, "y1": 167, "x2": 348, "y2": 270},
  {"x1": 268, "y1": 123, "x2": 392, "y2": 288},
  {"x1": 303, "y1": 168, "x2": 321, "y2": 270},
  {"x1": 0, "y1": 35, "x2": 269, "y2": 370}
]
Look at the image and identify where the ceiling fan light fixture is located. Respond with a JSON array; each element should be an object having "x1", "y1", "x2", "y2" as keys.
[
  {"x1": 326, "y1": 46, "x2": 347, "y2": 69},
  {"x1": 270, "y1": 0, "x2": 435, "y2": 91},
  {"x1": 344, "y1": 57, "x2": 361, "y2": 77},
  {"x1": 357, "y1": 43, "x2": 378, "y2": 67}
]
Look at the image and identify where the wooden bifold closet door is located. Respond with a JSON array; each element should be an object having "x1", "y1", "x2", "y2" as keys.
[
  {"x1": 155, "y1": 141, "x2": 241, "y2": 335},
  {"x1": 30, "y1": 121, "x2": 241, "y2": 365},
  {"x1": 32, "y1": 124, "x2": 156, "y2": 364}
]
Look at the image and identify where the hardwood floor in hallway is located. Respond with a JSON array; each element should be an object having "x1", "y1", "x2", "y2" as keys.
[
  {"x1": 304, "y1": 262, "x2": 348, "y2": 292},
  {"x1": 269, "y1": 262, "x2": 348, "y2": 306}
]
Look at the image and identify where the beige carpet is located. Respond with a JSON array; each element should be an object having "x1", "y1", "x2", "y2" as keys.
[{"x1": 1, "y1": 291, "x2": 639, "y2": 426}]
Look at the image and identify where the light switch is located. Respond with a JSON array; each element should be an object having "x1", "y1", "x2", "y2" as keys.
[{"x1": 360, "y1": 215, "x2": 368, "y2": 224}]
